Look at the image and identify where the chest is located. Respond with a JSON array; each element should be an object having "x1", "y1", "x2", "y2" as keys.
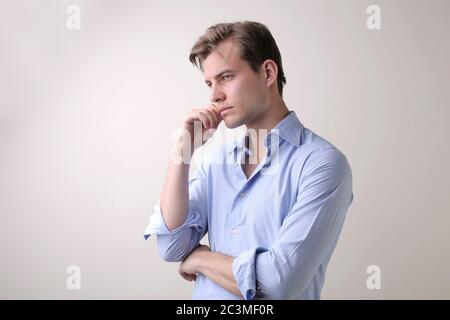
[
  {"x1": 241, "y1": 149, "x2": 266, "y2": 179},
  {"x1": 241, "y1": 162, "x2": 259, "y2": 179},
  {"x1": 207, "y1": 171, "x2": 298, "y2": 254}
]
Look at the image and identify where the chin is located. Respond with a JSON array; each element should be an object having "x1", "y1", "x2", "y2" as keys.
[{"x1": 222, "y1": 116, "x2": 243, "y2": 129}]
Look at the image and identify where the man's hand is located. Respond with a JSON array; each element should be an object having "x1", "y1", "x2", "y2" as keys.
[
  {"x1": 180, "y1": 105, "x2": 222, "y2": 153},
  {"x1": 178, "y1": 244, "x2": 211, "y2": 282}
]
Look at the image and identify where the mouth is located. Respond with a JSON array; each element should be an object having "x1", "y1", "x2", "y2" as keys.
[{"x1": 219, "y1": 106, "x2": 233, "y2": 117}]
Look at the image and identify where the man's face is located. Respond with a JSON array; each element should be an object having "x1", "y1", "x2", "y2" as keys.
[{"x1": 202, "y1": 39, "x2": 269, "y2": 129}]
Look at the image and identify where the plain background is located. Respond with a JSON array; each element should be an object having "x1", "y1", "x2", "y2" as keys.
[{"x1": 1, "y1": 0, "x2": 449, "y2": 299}]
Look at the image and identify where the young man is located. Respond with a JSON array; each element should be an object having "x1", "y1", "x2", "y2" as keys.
[{"x1": 144, "y1": 21, "x2": 354, "y2": 300}]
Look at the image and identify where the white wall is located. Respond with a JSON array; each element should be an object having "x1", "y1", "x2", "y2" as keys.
[{"x1": 1, "y1": 0, "x2": 449, "y2": 299}]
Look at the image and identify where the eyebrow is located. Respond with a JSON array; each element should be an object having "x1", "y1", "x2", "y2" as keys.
[{"x1": 204, "y1": 69, "x2": 235, "y2": 85}]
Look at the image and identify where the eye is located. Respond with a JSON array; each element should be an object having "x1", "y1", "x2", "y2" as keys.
[{"x1": 222, "y1": 75, "x2": 232, "y2": 81}]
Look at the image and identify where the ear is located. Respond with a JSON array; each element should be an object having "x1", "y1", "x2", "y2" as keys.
[{"x1": 261, "y1": 59, "x2": 278, "y2": 88}]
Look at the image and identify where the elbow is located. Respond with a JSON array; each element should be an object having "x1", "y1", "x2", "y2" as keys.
[
  {"x1": 261, "y1": 273, "x2": 310, "y2": 300},
  {"x1": 161, "y1": 254, "x2": 184, "y2": 263},
  {"x1": 159, "y1": 249, "x2": 184, "y2": 263},
  {"x1": 156, "y1": 234, "x2": 188, "y2": 262}
]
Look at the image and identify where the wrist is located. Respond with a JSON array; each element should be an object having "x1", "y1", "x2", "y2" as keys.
[
  {"x1": 170, "y1": 141, "x2": 193, "y2": 166},
  {"x1": 194, "y1": 250, "x2": 210, "y2": 274}
]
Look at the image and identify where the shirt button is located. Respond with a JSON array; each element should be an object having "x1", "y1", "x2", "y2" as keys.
[
  {"x1": 257, "y1": 286, "x2": 261, "y2": 291},
  {"x1": 239, "y1": 192, "x2": 245, "y2": 197},
  {"x1": 231, "y1": 228, "x2": 238, "y2": 235},
  {"x1": 234, "y1": 162, "x2": 239, "y2": 167}
]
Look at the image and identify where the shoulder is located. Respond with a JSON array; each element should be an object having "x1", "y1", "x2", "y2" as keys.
[{"x1": 297, "y1": 128, "x2": 352, "y2": 184}]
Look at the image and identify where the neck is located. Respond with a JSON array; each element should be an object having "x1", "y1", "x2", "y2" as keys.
[
  {"x1": 246, "y1": 98, "x2": 290, "y2": 133},
  {"x1": 245, "y1": 96, "x2": 290, "y2": 160}
]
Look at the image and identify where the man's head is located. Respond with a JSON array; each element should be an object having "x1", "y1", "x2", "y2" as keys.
[{"x1": 189, "y1": 21, "x2": 287, "y2": 129}]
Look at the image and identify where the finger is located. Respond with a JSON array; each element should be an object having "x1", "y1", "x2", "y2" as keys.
[
  {"x1": 199, "y1": 110, "x2": 215, "y2": 130},
  {"x1": 204, "y1": 109, "x2": 217, "y2": 129},
  {"x1": 179, "y1": 270, "x2": 189, "y2": 280},
  {"x1": 208, "y1": 105, "x2": 220, "y2": 122},
  {"x1": 181, "y1": 272, "x2": 196, "y2": 282},
  {"x1": 208, "y1": 107, "x2": 221, "y2": 127},
  {"x1": 185, "y1": 109, "x2": 202, "y2": 125},
  {"x1": 210, "y1": 104, "x2": 222, "y2": 121},
  {"x1": 205, "y1": 108, "x2": 220, "y2": 129},
  {"x1": 187, "y1": 273, "x2": 197, "y2": 281},
  {"x1": 196, "y1": 112, "x2": 210, "y2": 130},
  {"x1": 181, "y1": 274, "x2": 189, "y2": 281}
]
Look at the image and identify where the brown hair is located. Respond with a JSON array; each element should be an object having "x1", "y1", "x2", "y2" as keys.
[{"x1": 189, "y1": 21, "x2": 287, "y2": 97}]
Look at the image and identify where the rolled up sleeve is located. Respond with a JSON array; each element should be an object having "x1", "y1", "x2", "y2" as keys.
[
  {"x1": 232, "y1": 148, "x2": 354, "y2": 300},
  {"x1": 143, "y1": 159, "x2": 209, "y2": 262}
]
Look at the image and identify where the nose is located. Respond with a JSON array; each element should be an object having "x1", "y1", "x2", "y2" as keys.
[{"x1": 210, "y1": 84, "x2": 225, "y2": 103}]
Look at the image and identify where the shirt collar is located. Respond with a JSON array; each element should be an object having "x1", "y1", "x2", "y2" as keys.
[{"x1": 226, "y1": 110, "x2": 304, "y2": 155}]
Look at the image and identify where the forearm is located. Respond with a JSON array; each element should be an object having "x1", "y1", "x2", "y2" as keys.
[
  {"x1": 160, "y1": 141, "x2": 191, "y2": 231},
  {"x1": 196, "y1": 251, "x2": 243, "y2": 298},
  {"x1": 160, "y1": 107, "x2": 220, "y2": 232}
]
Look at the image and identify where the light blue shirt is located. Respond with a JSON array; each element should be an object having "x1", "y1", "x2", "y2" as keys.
[{"x1": 144, "y1": 111, "x2": 353, "y2": 300}]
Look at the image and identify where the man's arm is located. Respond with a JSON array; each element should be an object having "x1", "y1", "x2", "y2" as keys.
[
  {"x1": 159, "y1": 154, "x2": 190, "y2": 231},
  {"x1": 144, "y1": 106, "x2": 223, "y2": 262},
  {"x1": 179, "y1": 245, "x2": 243, "y2": 298},
  {"x1": 160, "y1": 106, "x2": 221, "y2": 231}
]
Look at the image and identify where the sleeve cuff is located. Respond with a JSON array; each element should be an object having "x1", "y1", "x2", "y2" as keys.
[
  {"x1": 232, "y1": 247, "x2": 265, "y2": 300},
  {"x1": 143, "y1": 201, "x2": 205, "y2": 240}
]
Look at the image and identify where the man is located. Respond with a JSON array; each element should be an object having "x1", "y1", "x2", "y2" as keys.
[{"x1": 144, "y1": 21, "x2": 353, "y2": 300}]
